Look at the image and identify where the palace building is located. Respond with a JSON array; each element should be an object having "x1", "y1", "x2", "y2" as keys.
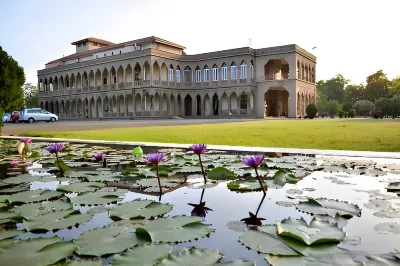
[{"x1": 37, "y1": 36, "x2": 316, "y2": 119}]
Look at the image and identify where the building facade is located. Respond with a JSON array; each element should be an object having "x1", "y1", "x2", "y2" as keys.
[{"x1": 37, "y1": 36, "x2": 316, "y2": 119}]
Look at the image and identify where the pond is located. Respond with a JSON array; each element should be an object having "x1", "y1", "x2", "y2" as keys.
[{"x1": 0, "y1": 138, "x2": 399, "y2": 265}]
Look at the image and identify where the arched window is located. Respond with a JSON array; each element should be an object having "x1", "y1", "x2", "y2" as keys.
[
  {"x1": 204, "y1": 65, "x2": 210, "y2": 82},
  {"x1": 176, "y1": 66, "x2": 181, "y2": 83},
  {"x1": 221, "y1": 63, "x2": 227, "y2": 80},
  {"x1": 184, "y1": 66, "x2": 192, "y2": 83},
  {"x1": 231, "y1": 62, "x2": 237, "y2": 80},
  {"x1": 212, "y1": 64, "x2": 218, "y2": 81},
  {"x1": 240, "y1": 61, "x2": 247, "y2": 79},
  {"x1": 168, "y1": 64, "x2": 174, "y2": 81},
  {"x1": 195, "y1": 66, "x2": 201, "y2": 83},
  {"x1": 297, "y1": 60, "x2": 301, "y2": 79}
]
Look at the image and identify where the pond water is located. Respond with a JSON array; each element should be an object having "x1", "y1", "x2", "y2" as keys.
[{"x1": 0, "y1": 139, "x2": 400, "y2": 265}]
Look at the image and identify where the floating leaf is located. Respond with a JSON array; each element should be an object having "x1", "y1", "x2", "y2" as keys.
[
  {"x1": 207, "y1": 167, "x2": 236, "y2": 180},
  {"x1": 13, "y1": 198, "x2": 72, "y2": 219},
  {"x1": 135, "y1": 216, "x2": 215, "y2": 243},
  {"x1": 69, "y1": 188, "x2": 127, "y2": 205},
  {"x1": 74, "y1": 223, "x2": 145, "y2": 256},
  {"x1": 296, "y1": 198, "x2": 361, "y2": 218},
  {"x1": 227, "y1": 221, "x2": 248, "y2": 232},
  {"x1": 0, "y1": 185, "x2": 29, "y2": 194},
  {"x1": 0, "y1": 237, "x2": 76, "y2": 266},
  {"x1": 23, "y1": 209, "x2": 92, "y2": 231},
  {"x1": 109, "y1": 200, "x2": 172, "y2": 220},
  {"x1": 57, "y1": 182, "x2": 105, "y2": 193},
  {"x1": 7, "y1": 190, "x2": 63, "y2": 204},
  {"x1": 220, "y1": 260, "x2": 256, "y2": 266},
  {"x1": 239, "y1": 227, "x2": 298, "y2": 256},
  {"x1": 2, "y1": 174, "x2": 42, "y2": 184},
  {"x1": 84, "y1": 172, "x2": 122, "y2": 182},
  {"x1": 158, "y1": 247, "x2": 223, "y2": 266},
  {"x1": 266, "y1": 253, "x2": 360, "y2": 266},
  {"x1": 276, "y1": 218, "x2": 345, "y2": 245},
  {"x1": 227, "y1": 178, "x2": 265, "y2": 192},
  {"x1": 0, "y1": 210, "x2": 23, "y2": 224},
  {"x1": 0, "y1": 229, "x2": 24, "y2": 240},
  {"x1": 86, "y1": 206, "x2": 110, "y2": 215},
  {"x1": 273, "y1": 170, "x2": 300, "y2": 186},
  {"x1": 374, "y1": 222, "x2": 400, "y2": 234},
  {"x1": 112, "y1": 244, "x2": 172, "y2": 266},
  {"x1": 387, "y1": 182, "x2": 400, "y2": 192},
  {"x1": 314, "y1": 214, "x2": 348, "y2": 228}
]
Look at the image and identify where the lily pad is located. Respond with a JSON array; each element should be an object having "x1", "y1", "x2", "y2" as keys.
[
  {"x1": 207, "y1": 167, "x2": 236, "y2": 180},
  {"x1": 57, "y1": 182, "x2": 105, "y2": 193},
  {"x1": 0, "y1": 229, "x2": 24, "y2": 240},
  {"x1": 109, "y1": 200, "x2": 172, "y2": 220},
  {"x1": 2, "y1": 174, "x2": 42, "y2": 184},
  {"x1": 273, "y1": 170, "x2": 300, "y2": 186},
  {"x1": 23, "y1": 209, "x2": 92, "y2": 231},
  {"x1": 137, "y1": 178, "x2": 185, "y2": 188},
  {"x1": 158, "y1": 247, "x2": 223, "y2": 266},
  {"x1": 220, "y1": 260, "x2": 256, "y2": 266},
  {"x1": 266, "y1": 253, "x2": 360, "y2": 266},
  {"x1": 0, "y1": 210, "x2": 23, "y2": 224},
  {"x1": 86, "y1": 206, "x2": 110, "y2": 215},
  {"x1": 13, "y1": 198, "x2": 73, "y2": 218},
  {"x1": 74, "y1": 223, "x2": 145, "y2": 256},
  {"x1": 374, "y1": 222, "x2": 400, "y2": 234},
  {"x1": 112, "y1": 244, "x2": 172, "y2": 266},
  {"x1": 68, "y1": 258, "x2": 102, "y2": 266},
  {"x1": 276, "y1": 218, "x2": 345, "y2": 245},
  {"x1": 387, "y1": 182, "x2": 400, "y2": 192},
  {"x1": 227, "y1": 179, "x2": 265, "y2": 192},
  {"x1": 296, "y1": 198, "x2": 361, "y2": 218},
  {"x1": 0, "y1": 237, "x2": 76, "y2": 266},
  {"x1": 69, "y1": 188, "x2": 127, "y2": 205},
  {"x1": 135, "y1": 216, "x2": 215, "y2": 243},
  {"x1": 373, "y1": 210, "x2": 400, "y2": 218},
  {"x1": 239, "y1": 227, "x2": 299, "y2": 255},
  {"x1": 7, "y1": 190, "x2": 63, "y2": 204},
  {"x1": 0, "y1": 185, "x2": 29, "y2": 194}
]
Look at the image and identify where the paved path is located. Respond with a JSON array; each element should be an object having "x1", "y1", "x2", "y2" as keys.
[{"x1": 1, "y1": 119, "x2": 258, "y2": 136}]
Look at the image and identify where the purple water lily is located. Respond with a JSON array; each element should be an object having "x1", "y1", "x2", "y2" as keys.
[
  {"x1": 242, "y1": 154, "x2": 267, "y2": 194},
  {"x1": 242, "y1": 155, "x2": 264, "y2": 168},
  {"x1": 190, "y1": 144, "x2": 207, "y2": 155},
  {"x1": 146, "y1": 153, "x2": 164, "y2": 165},
  {"x1": 11, "y1": 160, "x2": 19, "y2": 168},
  {"x1": 94, "y1": 153, "x2": 105, "y2": 162},
  {"x1": 46, "y1": 143, "x2": 64, "y2": 154},
  {"x1": 190, "y1": 144, "x2": 208, "y2": 183},
  {"x1": 20, "y1": 137, "x2": 32, "y2": 144},
  {"x1": 146, "y1": 153, "x2": 165, "y2": 196}
]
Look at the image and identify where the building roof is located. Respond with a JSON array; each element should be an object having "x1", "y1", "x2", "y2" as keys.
[
  {"x1": 71, "y1": 37, "x2": 115, "y2": 46},
  {"x1": 46, "y1": 36, "x2": 186, "y2": 66}
]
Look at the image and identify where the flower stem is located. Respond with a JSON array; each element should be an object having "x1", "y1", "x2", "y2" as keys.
[
  {"x1": 254, "y1": 168, "x2": 266, "y2": 194},
  {"x1": 198, "y1": 154, "x2": 207, "y2": 183},
  {"x1": 55, "y1": 153, "x2": 64, "y2": 177},
  {"x1": 156, "y1": 164, "x2": 162, "y2": 195}
]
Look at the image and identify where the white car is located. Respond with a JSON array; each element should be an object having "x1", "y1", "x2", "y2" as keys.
[
  {"x1": 2, "y1": 113, "x2": 10, "y2": 123},
  {"x1": 20, "y1": 108, "x2": 59, "y2": 123}
]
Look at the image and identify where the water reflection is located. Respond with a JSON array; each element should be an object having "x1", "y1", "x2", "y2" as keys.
[
  {"x1": 187, "y1": 188, "x2": 213, "y2": 217},
  {"x1": 241, "y1": 194, "x2": 266, "y2": 228}
]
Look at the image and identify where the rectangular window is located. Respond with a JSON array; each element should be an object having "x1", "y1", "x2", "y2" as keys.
[
  {"x1": 222, "y1": 67, "x2": 227, "y2": 80},
  {"x1": 204, "y1": 69, "x2": 210, "y2": 82},
  {"x1": 176, "y1": 70, "x2": 181, "y2": 83},
  {"x1": 240, "y1": 99, "x2": 247, "y2": 109},
  {"x1": 231, "y1": 66, "x2": 237, "y2": 80},
  {"x1": 103, "y1": 77, "x2": 108, "y2": 85},
  {"x1": 195, "y1": 70, "x2": 201, "y2": 83},
  {"x1": 168, "y1": 69, "x2": 174, "y2": 81},
  {"x1": 240, "y1": 65, "x2": 247, "y2": 79},
  {"x1": 212, "y1": 68, "x2": 218, "y2": 81}
]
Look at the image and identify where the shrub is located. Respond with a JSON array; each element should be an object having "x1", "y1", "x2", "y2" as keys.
[
  {"x1": 338, "y1": 110, "x2": 344, "y2": 118},
  {"x1": 306, "y1": 104, "x2": 318, "y2": 119},
  {"x1": 348, "y1": 109, "x2": 356, "y2": 118},
  {"x1": 354, "y1": 100, "x2": 374, "y2": 116},
  {"x1": 371, "y1": 108, "x2": 383, "y2": 119},
  {"x1": 325, "y1": 100, "x2": 341, "y2": 118},
  {"x1": 344, "y1": 112, "x2": 349, "y2": 118},
  {"x1": 342, "y1": 102, "x2": 353, "y2": 112}
]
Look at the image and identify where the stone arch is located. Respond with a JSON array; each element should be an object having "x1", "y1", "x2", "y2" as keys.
[
  {"x1": 110, "y1": 67, "x2": 117, "y2": 84},
  {"x1": 184, "y1": 66, "x2": 192, "y2": 83},
  {"x1": 134, "y1": 62, "x2": 141, "y2": 81},
  {"x1": 143, "y1": 92, "x2": 151, "y2": 112},
  {"x1": 125, "y1": 64, "x2": 133, "y2": 83},
  {"x1": 169, "y1": 93, "x2": 175, "y2": 115},
  {"x1": 71, "y1": 99, "x2": 76, "y2": 114},
  {"x1": 221, "y1": 92, "x2": 229, "y2": 111},
  {"x1": 160, "y1": 63, "x2": 168, "y2": 81},
  {"x1": 153, "y1": 92, "x2": 160, "y2": 112},
  {"x1": 177, "y1": 94, "x2": 182, "y2": 116},
  {"x1": 65, "y1": 100, "x2": 70, "y2": 114},
  {"x1": 212, "y1": 93, "x2": 219, "y2": 115},
  {"x1": 143, "y1": 61, "x2": 150, "y2": 80},
  {"x1": 94, "y1": 69, "x2": 101, "y2": 86},
  {"x1": 59, "y1": 76, "x2": 64, "y2": 90},
  {"x1": 55, "y1": 100, "x2": 59, "y2": 114},
  {"x1": 153, "y1": 61, "x2": 160, "y2": 81},
  {"x1": 135, "y1": 93, "x2": 142, "y2": 112},
  {"x1": 82, "y1": 71, "x2": 88, "y2": 87},
  {"x1": 104, "y1": 96, "x2": 110, "y2": 113},
  {"x1": 184, "y1": 94, "x2": 192, "y2": 116},
  {"x1": 76, "y1": 73, "x2": 82, "y2": 88},
  {"x1": 126, "y1": 93, "x2": 134, "y2": 113},
  {"x1": 195, "y1": 94, "x2": 201, "y2": 116},
  {"x1": 264, "y1": 59, "x2": 289, "y2": 80},
  {"x1": 89, "y1": 97, "x2": 96, "y2": 118},
  {"x1": 204, "y1": 94, "x2": 210, "y2": 116},
  {"x1": 102, "y1": 68, "x2": 109, "y2": 85},
  {"x1": 162, "y1": 93, "x2": 168, "y2": 113},
  {"x1": 297, "y1": 60, "x2": 301, "y2": 79},
  {"x1": 230, "y1": 91, "x2": 238, "y2": 112},
  {"x1": 65, "y1": 75, "x2": 70, "y2": 88},
  {"x1": 70, "y1": 73, "x2": 75, "y2": 88},
  {"x1": 264, "y1": 86, "x2": 289, "y2": 117},
  {"x1": 117, "y1": 66, "x2": 124, "y2": 84},
  {"x1": 54, "y1": 76, "x2": 58, "y2": 90},
  {"x1": 96, "y1": 96, "x2": 102, "y2": 117},
  {"x1": 89, "y1": 70, "x2": 95, "y2": 86}
]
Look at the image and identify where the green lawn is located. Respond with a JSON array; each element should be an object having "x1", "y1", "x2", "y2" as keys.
[{"x1": 24, "y1": 119, "x2": 400, "y2": 152}]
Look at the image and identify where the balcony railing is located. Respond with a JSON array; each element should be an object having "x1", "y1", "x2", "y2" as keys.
[{"x1": 264, "y1": 73, "x2": 289, "y2": 80}]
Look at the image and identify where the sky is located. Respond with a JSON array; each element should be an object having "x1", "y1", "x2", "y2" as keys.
[{"x1": 1, "y1": 0, "x2": 399, "y2": 86}]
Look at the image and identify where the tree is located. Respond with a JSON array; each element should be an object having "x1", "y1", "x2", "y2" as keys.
[
  {"x1": 344, "y1": 84, "x2": 363, "y2": 103},
  {"x1": 363, "y1": 70, "x2": 389, "y2": 102},
  {"x1": 325, "y1": 100, "x2": 342, "y2": 118},
  {"x1": 342, "y1": 102, "x2": 353, "y2": 112},
  {"x1": 317, "y1": 74, "x2": 349, "y2": 103},
  {"x1": 354, "y1": 100, "x2": 374, "y2": 116},
  {"x1": 23, "y1": 83, "x2": 38, "y2": 108},
  {"x1": 374, "y1": 97, "x2": 392, "y2": 117},
  {"x1": 0, "y1": 46, "x2": 25, "y2": 112},
  {"x1": 389, "y1": 77, "x2": 400, "y2": 96}
]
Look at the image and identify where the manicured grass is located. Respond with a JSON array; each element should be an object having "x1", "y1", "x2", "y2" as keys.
[{"x1": 24, "y1": 119, "x2": 400, "y2": 152}]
